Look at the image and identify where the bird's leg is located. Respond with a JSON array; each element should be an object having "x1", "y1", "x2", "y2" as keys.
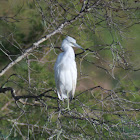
[
  {"x1": 67, "y1": 91, "x2": 70, "y2": 110},
  {"x1": 62, "y1": 99, "x2": 65, "y2": 105},
  {"x1": 62, "y1": 92, "x2": 70, "y2": 111}
]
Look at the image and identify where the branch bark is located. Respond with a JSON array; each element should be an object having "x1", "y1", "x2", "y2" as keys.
[{"x1": 0, "y1": 10, "x2": 87, "y2": 77}]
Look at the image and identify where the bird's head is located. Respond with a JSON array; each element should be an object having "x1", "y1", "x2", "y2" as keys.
[{"x1": 62, "y1": 36, "x2": 84, "y2": 51}]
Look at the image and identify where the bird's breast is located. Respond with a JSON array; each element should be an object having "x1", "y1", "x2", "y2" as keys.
[{"x1": 60, "y1": 57, "x2": 76, "y2": 70}]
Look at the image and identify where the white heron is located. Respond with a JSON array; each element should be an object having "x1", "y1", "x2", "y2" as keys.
[{"x1": 54, "y1": 36, "x2": 84, "y2": 110}]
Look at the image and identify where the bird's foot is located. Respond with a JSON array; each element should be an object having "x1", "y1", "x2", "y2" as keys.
[{"x1": 62, "y1": 107, "x2": 70, "y2": 111}]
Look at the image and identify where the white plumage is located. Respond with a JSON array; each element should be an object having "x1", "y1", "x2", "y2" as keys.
[{"x1": 54, "y1": 36, "x2": 84, "y2": 109}]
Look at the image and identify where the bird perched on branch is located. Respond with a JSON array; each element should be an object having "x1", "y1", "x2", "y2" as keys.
[{"x1": 54, "y1": 36, "x2": 84, "y2": 110}]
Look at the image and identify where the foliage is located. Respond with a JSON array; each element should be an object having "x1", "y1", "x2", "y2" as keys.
[{"x1": 0, "y1": 0, "x2": 140, "y2": 139}]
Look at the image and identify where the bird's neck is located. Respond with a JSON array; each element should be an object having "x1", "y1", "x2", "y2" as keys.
[{"x1": 63, "y1": 45, "x2": 75, "y2": 59}]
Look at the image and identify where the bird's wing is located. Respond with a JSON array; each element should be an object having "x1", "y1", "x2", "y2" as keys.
[
  {"x1": 54, "y1": 53, "x2": 64, "y2": 100},
  {"x1": 54, "y1": 53, "x2": 77, "y2": 100},
  {"x1": 70, "y1": 61, "x2": 77, "y2": 98}
]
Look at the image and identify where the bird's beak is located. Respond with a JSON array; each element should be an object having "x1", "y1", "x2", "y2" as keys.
[{"x1": 72, "y1": 43, "x2": 85, "y2": 51}]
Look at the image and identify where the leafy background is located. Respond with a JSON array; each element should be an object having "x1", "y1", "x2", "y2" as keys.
[{"x1": 0, "y1": 0, "x2": 140, "y2": 139}]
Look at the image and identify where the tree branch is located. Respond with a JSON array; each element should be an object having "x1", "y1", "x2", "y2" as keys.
[{"x1": 0, "y1": 7, "x2": 89, "y2": 77}]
